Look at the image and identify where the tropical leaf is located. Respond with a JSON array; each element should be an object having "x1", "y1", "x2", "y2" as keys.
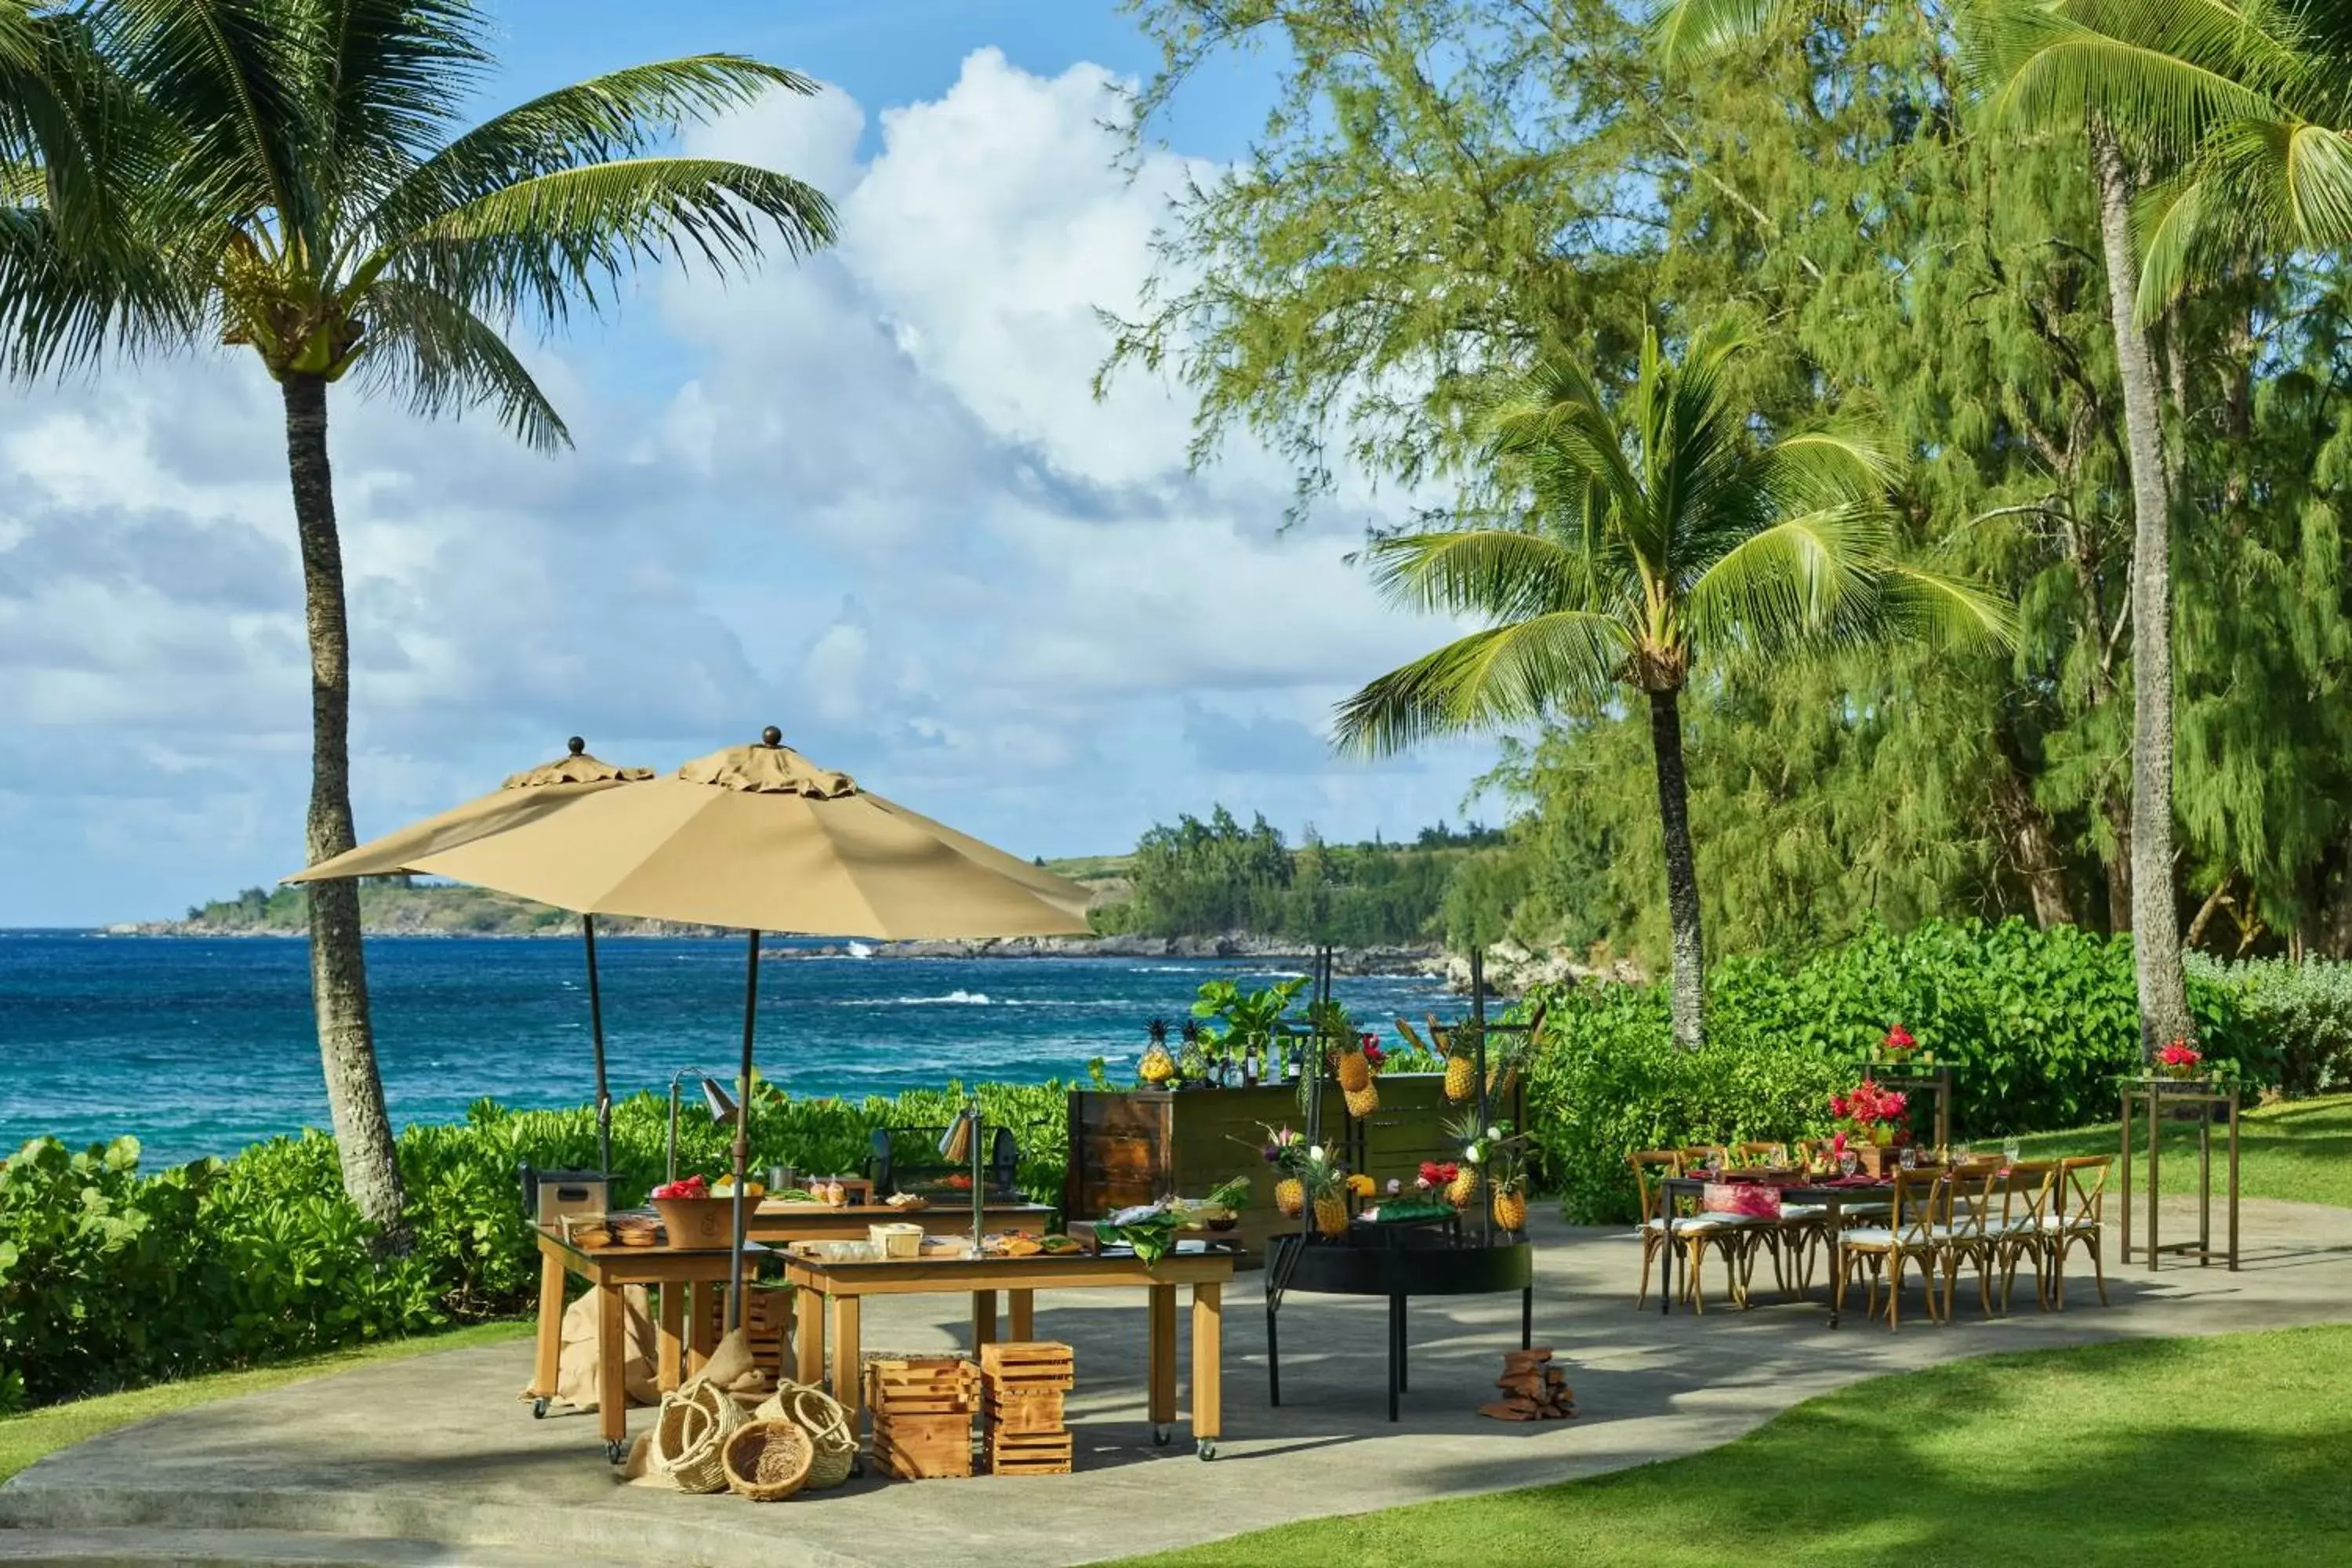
[
  {"x1": 350, "y1": 277, "x2": 568, "y2": 452},
  {"x1": 1334, "y1": 614, "x2": 1632, "y2": 756}
]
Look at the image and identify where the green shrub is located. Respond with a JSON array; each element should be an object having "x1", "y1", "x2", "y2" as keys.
[
  {"x1": 0, "y1": 1082, "x2": 1075, "y2": 1412},
  {"x1": 2187, "y1": 954, "x2": 2352, "y2": 1094},
  {"x1": 1521, "y1": 918, "x2": 2270, "y2": 1224}
]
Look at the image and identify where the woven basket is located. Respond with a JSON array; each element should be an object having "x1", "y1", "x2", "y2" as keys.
[
  {"x1": 722, "y1": 1418, "x2": 814, "y2": 1502},
  {"x1": 654, "y1": 1377, "x2": 748, "y2": 1494},
  {"x1": 756, "y1": 1381, "x2": 857, "y2": 1491}
]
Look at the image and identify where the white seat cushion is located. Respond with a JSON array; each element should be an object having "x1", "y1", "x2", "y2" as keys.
[{"x1": 1643, "y1": 1214, "x2": 1754, "y2": 1233}]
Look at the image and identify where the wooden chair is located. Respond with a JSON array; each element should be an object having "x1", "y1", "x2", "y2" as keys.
[
  {"x1": 1987, "y1": 1161, "x2": 2060, "y2": 1311},
  {"x1": 1721, "y1": 1142, "x2": 1824, "y2": 1300},
  {"x1": 2045, "y1": 1156, "x2": 2112, "y2": 1308},
  {"x1": 1834, "y1": 1167, "x2": 1951, "y2": 1331},
  {"x1": 1629, "y1": 1151, "x2": 1759, "y2": 1312},
  {"x1": 1940, "y1": 1163, "x2": 2038, "y2": 1319},
  {"x1": 1732, "y1": 1141, "x2": 1788, "y2": 1167}
]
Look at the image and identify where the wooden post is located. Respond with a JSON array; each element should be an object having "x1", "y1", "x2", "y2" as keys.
[
  {"x1": 532, "y1": 1249, "x2": 564, "y2": 1398},
  {"x1": 1192, "y1": 1281, "x2": 1222, "y2": 1443},
  {"x1": 658, "y1": 1283, "x2": 684, "y2": 1390},
  {"x1": 596, "y1": 1283, "x2": 626, "y2": 1446},
  {"x1": 828, "y1": 1293, "x2": 862, "y2": 1425},
  {"x1": 971, "y1": 1289, "x2": 998, "y2": 1355},
  {"x1": 1148, "y1": 1282, "x2": 1178, "y2": 1430},
  {"x1": 1008, "y1": 1288, "x2": 1036, "y2": 1341},
  {"x1": 794, "y1": 1288, "x2": 826, "y2": 1388}
]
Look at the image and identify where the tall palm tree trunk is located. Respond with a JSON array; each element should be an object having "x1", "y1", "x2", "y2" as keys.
[
  {"x1": 2090, "y1": 122, "x2": 2194, "y2": 1061},
  {"x1": 284, "y1": 370, "x2": 407, "y2": 1235},
  {"x1": 1646, "y1": 687, "x2": 1705, "y2": 1050}
]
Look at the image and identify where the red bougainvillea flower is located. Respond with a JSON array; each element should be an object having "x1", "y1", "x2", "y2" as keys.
[
  {"x1": 1363, "y1": 1041, "x2": 1386, "y2": 1070},
  {"x1": 1884, "y1": 1024, "x2": 1916, "y2": 1052},
  {"x1": 2158, "y1": 1040, "x2": 2203, "y2": 1068},
  {"x1": 1418, "y1": 1160, "x2": 1445, "y2": 1185}
]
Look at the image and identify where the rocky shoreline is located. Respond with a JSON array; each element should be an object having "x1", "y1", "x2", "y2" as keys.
[{"x1": 771, "y1": 932, "x2": 1447, "y2": 977}]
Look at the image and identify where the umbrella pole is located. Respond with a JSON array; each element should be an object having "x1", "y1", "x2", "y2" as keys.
[
  {"x1": 729, "y1": 927, "x2": 760, "y2": 1334},
  {"x1": 583, "y1": 915, "x2": 611, "y2": 1175}
]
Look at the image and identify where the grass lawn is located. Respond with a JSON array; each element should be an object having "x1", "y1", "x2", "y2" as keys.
[
  {"x1": 2013, "y1": 1091, "x2": 2352, "y2": 1208},
  {"x1": 0, "y1": 1319, "x2": 529, "y2": 1484},
  {"x1": 1118, "y1": 1326, "x2": 2352, "y2": 1567}
]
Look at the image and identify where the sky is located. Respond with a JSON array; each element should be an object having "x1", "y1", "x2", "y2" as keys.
[{"x1": 0, "y1": 0, "x2": 1496, "y2": 927}]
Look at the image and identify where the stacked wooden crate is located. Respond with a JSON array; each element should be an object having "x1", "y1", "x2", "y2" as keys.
[
  {"x1": 866, "y1": 1357, "x2": 979, "y2": 1479},
  {"x1": 979, "y1": 1341, "x2": 1076, "y2": 1475}
]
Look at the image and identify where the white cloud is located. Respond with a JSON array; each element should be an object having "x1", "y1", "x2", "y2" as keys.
[{"x1": 0, "y1": 48, "x2": 1494, "y2": 926}]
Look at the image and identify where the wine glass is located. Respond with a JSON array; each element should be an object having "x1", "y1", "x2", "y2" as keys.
[
  {"x1": 1899, "y1": 1145, "x2": 1918, "y2": 1171},
  {"x1": 1838, "y1": 1149, "x2": 1858, "y2": 1178},
  {"x1": 2002, "y1": 1137, "x2": 2022, "y2": 1167},
  {"x1": 1950, "y1": 1142, "x2": 1972, "y2": 1167}
]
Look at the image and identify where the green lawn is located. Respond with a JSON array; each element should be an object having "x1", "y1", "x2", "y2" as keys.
[
  {"x1": 2013, "y1": 1091, "x2": 2352, "y2": 1208},
  {"x1": 0, "y1": 1320, "x2": 529, "y2": 1484},
  {"x1": 1119, "y1": 1326, "x2": 2352, "y2": 1567}
]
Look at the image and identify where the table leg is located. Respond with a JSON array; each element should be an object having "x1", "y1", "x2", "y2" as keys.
[
  {"x1": 2198, "y1": 1103, "x2": 2213, "y2": 1265},
  {"x1": 1265, "y1": 1299, "x2": 1281, "y2": 1407},
  {"x1": 1008, "y1": 1288, "x2": 1035, "y2": 1342},
  {"x1": 971, "y1": 1288, "x2": 998, "y2": 1356},
  {"x1": 1386, "y1": 1294, "x2": 1403, "y2": 1422},
  {"x1": 2227, "y1": 1092, "x2": 2241, "y2": 1272},
  {"x1": 1826, "y1": 1198, "x2": 1845, "y2": 1328},
  {"x1": 1191, "y1": 1282, "x2": 1221, "y2": 1450},
  {"x1": 689, "y1": 1282, "x2": 717, "y2": 1373},
  {"x1": 2149, "y1": 1093, "x2": 2162, "y2": 1272},
  {"x1": 1521, "y1": 1285, "x2": 1533, "y2": 1350},
  {"x1": 829, "y1": 1294, "x2": 863, "y2": 1429},
  {"x1": 794, "y1": 1287, "x2": 826, "y2": 1389},
  {"x1": 597, "y1": 1284, "x2": 626, "y2": 1448},
  {"x1": 657, "y1": 1283, "x2": 684, "y2": 1392},
  {"x1": 531, "y1": 1251, "x2": 564, "y2": 1398},
  {"x1": 1658, "y1": 1188, "x2": 1675, "y2": 1316},
  {"x1": 1149, "y1": 1283, "x2": 1177, "y2": 1439},
  {"x1": 2120, "y1": 1091, "x2": 2135, "y2": 1262}
]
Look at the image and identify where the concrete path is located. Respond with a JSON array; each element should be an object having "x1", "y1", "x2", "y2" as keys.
[{"x1": 5, "y1": 1199, "x2": 2348, "y2": 1566}]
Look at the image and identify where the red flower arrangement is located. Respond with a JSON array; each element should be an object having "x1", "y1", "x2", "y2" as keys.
[
  {"x1": 1831, "y1": 1080, "x2": 1911, "y2": 1147},
  {"x1": 1414, "y1": 1159, "x2": 1459, "y2": 1193},
  {"x1": 2157, "y1": 1039, "x2": 2203, "y2": 1080},
  {"x1": 1882, "y1": 1023, "x2": 1917, "y2": 1054},
  {"x1": 1362, "y1": 1035, "x2": 1386, "y2": 1072}
]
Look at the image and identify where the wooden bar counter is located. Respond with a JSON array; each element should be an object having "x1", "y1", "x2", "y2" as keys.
[{"x1": 779, "y1": 1245, "x2": 1235, "y2": 1459}]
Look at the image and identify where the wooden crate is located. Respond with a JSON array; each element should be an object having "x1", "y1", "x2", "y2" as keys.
[
  {"x1": 866, "y1": 1356, "x2": 979, "y2": 1417},
  {"x1": 873, "y1": 1412, "x2": 973, "y2": 1480},
  {"x1": 985, "y1": 1388, "x2": 1065, "y2": 1433},
  {"x1": 985, "y1": 1427, "x2": 1073, "y2": 1477},
  {"x1": 979, "y1": 1341, "x2": 1074, "y2": 1391}
]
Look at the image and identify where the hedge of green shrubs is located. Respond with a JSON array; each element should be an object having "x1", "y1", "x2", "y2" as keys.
[
  {"x1": 0, "y1": 1080, "x2": 1069, "y2": 1413},
  {"x1": 1523, "y1": 918, "x2": 2274, "y2": 1223}
]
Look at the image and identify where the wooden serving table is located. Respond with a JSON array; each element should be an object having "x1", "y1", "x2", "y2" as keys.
[
  {"x1": 745, "y1": 1199, "x2": 1053, "y2": 1246},
  {"x1": 524, "y1": 1225, "x2": 769, "y2": 1461},
  {"x1": 779, "y1": 1246, "x2": 1236, "y2": 1459}
]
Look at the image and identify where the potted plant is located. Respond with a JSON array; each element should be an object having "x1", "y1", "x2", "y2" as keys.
[
  {"x1": 1260, "y1": 1124, "x2": 1308, "y2": 1217},
  {"x1": 1301, "y1": 1144, "x2": 1352, "y2": 1240},
  {"x1": 1829, "y1": 1080, "x2": 1911, "y2": 1177}
]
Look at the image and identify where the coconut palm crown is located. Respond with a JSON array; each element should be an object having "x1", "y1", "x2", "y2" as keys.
[{"x1": 1335, "y1": 326, "x2": 2012, "y2": 1048}]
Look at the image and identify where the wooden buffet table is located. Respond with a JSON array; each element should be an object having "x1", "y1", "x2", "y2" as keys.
[
  {"x1": 779, "y1": 1246, "x2": 1236, "y2": 1458},
  {"x1": 524, "y1": 1225, "x2": 770, "y2": 1460},
  {"x1": 746, "y1": 1199, "x2": 1053, "y2": 1246}
]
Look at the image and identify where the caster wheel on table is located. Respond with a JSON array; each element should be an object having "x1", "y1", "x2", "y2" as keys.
[
  {"x1": 531, "y1": 1397, "x2": 550, "y2": 1420},
  {"x1": 1152, "y1": 1424, "x2": 1172, "y2": 1447},
  {"x1": 1196, "y1": 1439, "x2": 1218, "y2": 1461},
  {"x1": 604, "y1": 1439, "x2": 630, "y2": 1465}
]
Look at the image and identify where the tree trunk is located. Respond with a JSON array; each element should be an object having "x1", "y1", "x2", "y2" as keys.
[
  {"x1": 2090, "y1": 122, "x2": 2194, "y2": 1060},
  {"x1": 2103, "y1": 792, "x2": 2132, "y2": 934},
  {"x1": 283, "y1": 371, "x2": 406, "y2": 1236},
  {"x1": 1645, "y1": 687, "x2": 1705, "y2": 1051},
  {"x1": 1991, "y1": 728, "x2": 2073, "y2": 928}
]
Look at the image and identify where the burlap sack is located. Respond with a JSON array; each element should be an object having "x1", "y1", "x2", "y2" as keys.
[{"x1": 552, "y1": 1283, "x2": 659, "y2": 1412}]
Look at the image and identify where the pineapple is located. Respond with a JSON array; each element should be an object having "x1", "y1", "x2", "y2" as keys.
[
  {"x1": 1274, "y1": 1177, "x2": 1305, "y2": 1218},
  {"x1": 1446, "y1": 1163, "x2": 1481, "y2": 1208},
  {"x1": 1492, "y1": 1183, "x2": 1528, "y2": 1232},
  {"x1": 1334, "y1": 1049, "x2": 1371, "y2": 1093},
  {"x1": 1344, "y1": 1081, "x2": 1380, "y2": 1120},
  {"x1": 1139, "y1": 1018, "x2": 1176, "y2": 1085},
  {"x1": 1312, "y1": 1191, "x2": 1349, "y2": 1239},
  {"x1": 1443, "y1": 1051, "x2": 1478, "y2": 1103}
]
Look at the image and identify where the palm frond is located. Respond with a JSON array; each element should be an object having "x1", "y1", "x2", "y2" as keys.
[
  {"x1": 1363, "y1": 527, "x2": 1609, "y2": 623},
  {"x1": 364, "y1": 56, "x2": 818, "y2": 241},
  {"x1": 1853, "y1": 565, "x2": 2022, "y2": 652},
  {"x1": 391, "y1": 155, "x2": 835, "y2": 327},
  {"x1": 1682, "y1": 504, "x2": 1899, "y2": 655},
  {"x1": 316, "y1": 0, "x2": 488, "y2": 201},
  {"x1": 1648, "y1": 0, "x2": 1811, "y2": 64},
  {"x1": 1972, "y1": 1, "x2": 2286, "y2": 153},
  {"x1": 351, "y1": 276, "x2": 568, "y2": 452},
  {"x1": 0, "y1": 201, "x2": 189, "y2": 375},
  {"x1": 1333, "y1": 614, "x2": 1632, "y2": 757}
]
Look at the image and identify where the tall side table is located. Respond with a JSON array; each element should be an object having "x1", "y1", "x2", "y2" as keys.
[
  {"x1": 1847, "y1": 1058, "x2": 1953, "y2": 1152},
  {"x1": 2118, "y1": 1078, "x2": 2239, "y2": 1272}
]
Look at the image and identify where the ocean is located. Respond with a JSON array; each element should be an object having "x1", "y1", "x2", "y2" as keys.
[{"x1": 0, "y1": 931, "x2": 1454, "y2": 1168}]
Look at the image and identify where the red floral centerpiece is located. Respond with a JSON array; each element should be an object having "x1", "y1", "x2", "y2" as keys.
[
  {"x1": 2156, "y1": 1039, "x2": 2203, "y2": 1082},
  {"x1": 1882, "y1": 1023, "x2": 1917, "y2": 1055},
  {"x1": 1830, "y1": 1079, "x2": 1911, "y2": 1177}
]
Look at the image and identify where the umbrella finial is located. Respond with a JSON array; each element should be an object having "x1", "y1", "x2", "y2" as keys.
[
  {"x1": 567, "y1": 736, "x2": 586, "y2": 756},
  {"x1": 760, "y1": 725, "x2": 782, "y2": 748}
]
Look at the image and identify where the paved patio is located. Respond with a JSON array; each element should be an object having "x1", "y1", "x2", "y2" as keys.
[{"x1": 5, "y1": 1199, "x2": 2349, "y2": 1566}]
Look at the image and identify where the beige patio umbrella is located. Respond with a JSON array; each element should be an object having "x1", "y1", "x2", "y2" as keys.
[
  {"x1": 292, "y1": 738, "x2": 655, "y2": 1173},
  {"x1": 292, "y1": 728, "x2": 1094, "y2": 1322}
]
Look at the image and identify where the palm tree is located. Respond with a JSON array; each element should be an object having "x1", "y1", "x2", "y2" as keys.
[
  {"x1": 1334, "y1": 328, "x2": 2012, "y2": 1048},
  {"x1": 61, "y1": 0, "x2": 836, "y2": 1232},
  {"x1": 1652, "y1": 0, "x2": 2198, "y2": 1062}
]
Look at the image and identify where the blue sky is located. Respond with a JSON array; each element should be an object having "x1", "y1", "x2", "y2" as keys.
[{"x1": 0, "y1": 2, "x2": 1495, "y2": 927}]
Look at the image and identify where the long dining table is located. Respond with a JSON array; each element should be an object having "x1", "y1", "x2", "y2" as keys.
[{"x1": 1654, "y1": 1174, "x2": 1897, "y2": 1328}]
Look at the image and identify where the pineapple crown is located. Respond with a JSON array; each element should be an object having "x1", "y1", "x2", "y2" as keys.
[
  {"x1": 1180, "y1": 1018, "x2": 1203, "y2": 1044},
  {"x1": 1145, "y1": 1017, "x2": 1170, "y2": 1044}
]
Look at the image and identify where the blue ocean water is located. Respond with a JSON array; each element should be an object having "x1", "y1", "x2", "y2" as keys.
[{"x1": 0, "y1": 932, "x2": 1452, "y2": 1168}]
